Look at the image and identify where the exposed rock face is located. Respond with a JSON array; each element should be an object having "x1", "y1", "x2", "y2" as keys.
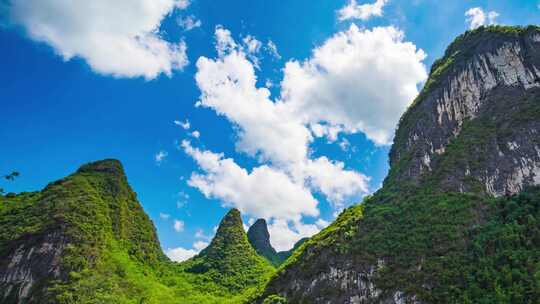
[
  {"x1": 261, "y1": 26, "x2": 540, "y2": 304},
  {"x1": 0, "y1": 230, "x2": 67, "y2": 303},
  {"x1": 388, "y1": 26, "x2": 540, "y2": 196},
  {"x1": 247, "y1": 219, "x2": 309, "y2": 266},
  {"x1": 0, "y1": 159, "x2": 165, "y2": 303},
  {"x1": 247, "y1": 219, "x2": 277, "y2": 263}
]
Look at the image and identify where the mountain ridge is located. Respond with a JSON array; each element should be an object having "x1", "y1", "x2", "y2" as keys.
[{"x1": 259, "y1": 25, "x2": 540, "y2": 303}]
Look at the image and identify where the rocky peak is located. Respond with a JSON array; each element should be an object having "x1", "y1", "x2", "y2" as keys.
[
  {"x1": 77, "y1": 159, "x2": 125, "y2": 176},
  {"x1": 247, "y1": 219, "x2": 277, "y2": 261},
  {"x1": 387, "y1": 25, "x2": 540, "y2": 196}
]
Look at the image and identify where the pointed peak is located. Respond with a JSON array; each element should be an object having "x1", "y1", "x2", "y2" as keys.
[
  {"x1": 77, "y1": 159, "x2": 125, "y2": 176},
  {"x1": 247, "y1": 218, "x2": 270, "y2": 240},
  {"x1": 215, "y1": 208, "x2": 243, "y2": 232},
  {"x1": 198, "y1": 208, "x2": 245, "y2": 258},
  {"x1": 184, "y1": 210, "x2": 274, "y2": 290},
  {"x1": 223, "y1": 208, "x2": 241, "y2": 220},
  {"x1": 252, "y1": 218, "x2": 268, "y2": 227},
  {"x1": 247, "y1": 218, "x2": 277, "y2": 264}
]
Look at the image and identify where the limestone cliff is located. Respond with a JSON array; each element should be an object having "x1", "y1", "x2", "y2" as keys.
[
  {"x1": 260, "y1": 26, "x2": 540, "y2": 304},
  {"x1": 0, "y1": 160, "x2": 165, "y2": 303},
  {"x1": 388, "y1": 25, "x2": 540, "y2": 196}
]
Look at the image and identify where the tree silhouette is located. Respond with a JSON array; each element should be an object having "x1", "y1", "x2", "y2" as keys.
[{"x1": 1, "y1": 171, "x2": 20, "y2": 195}]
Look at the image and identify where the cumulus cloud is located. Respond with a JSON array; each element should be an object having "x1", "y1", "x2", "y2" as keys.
[
  {"x1": 338, "y1": 0, "x2": 388, "y2": 21},
  {"x1": 186, "y1": 25, "x2": 426, "y2": 249},
  {"x1": 165, "y1": 247, "x2": 197, "y2": 262},
  {"x1": 173, "y1": 219, "x2": 185, "y2": 232},
  {"x1": 174, "y1": 119, "x2": 191, "y2": 130},
  {"x1": 193, "y1": 240, "x2": 209, "y2": 251},
  {"x1": 465, "y1": 7, "x2": 499, "y2": 29},
  {"x1": 281, "y1": 25, "x2": 427, "y2": 146},
  {"x1": 268, "y1": 219, "x2": 320, "y2": 251},
  {"x1": 165, "y1": 238, "x2": 209, "y2": 262},
  {"x1": 159, "y1": 212, "x2": 171, "y2": 220},
  {"x1": 243, "y1": 35, "x2": 263, "y2": 54},
  {"x1": 177, "y1": 15, "x2": 201, "y2": 31},
  {"x1": 182, "y1": 140, "x2": 319, "y2": 221},
  {"x1": 9, "y1": 0, "x2": 189, "y2": 79},
  {"x1": 155, "y1": 150, "x2": 168, "y2": 165},
  {"x1": 266, "y1": 40, "x2": 281, "y2": 59},
  {"x1": 301, "y1": 157, "x2": 370, "y2": 209},
  {"x1": 195, "y1": 39, "x2": 311, "y2": 165}
]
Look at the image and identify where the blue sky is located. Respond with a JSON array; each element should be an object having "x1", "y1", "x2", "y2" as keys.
[{"x1": 1, "y1": 0, "x2": 539, "y2": 261}]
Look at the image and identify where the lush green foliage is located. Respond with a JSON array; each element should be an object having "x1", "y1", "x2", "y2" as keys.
[
  {"x1": 0, "y1": 160, "x2": 274, "y2": 304},
  {"x1": 263, "y1": 186, "x2": 540, "y2": 303},
  {"x1": 182, "y1": 209, "x2": 275, "y2": 293}
]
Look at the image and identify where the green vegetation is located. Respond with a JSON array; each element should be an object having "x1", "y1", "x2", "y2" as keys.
[
  {"x1": 0, "y1": 160, "x2": 274, "y2": 304},
  {"x1": 182, "y1": 209, "x2": 275, "y2": 293},
  {"x1": 263, "y1": 185, "x2": 540, "y2": 303}
]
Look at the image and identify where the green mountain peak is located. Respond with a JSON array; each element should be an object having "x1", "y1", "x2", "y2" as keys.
[{"x1": 183, "y1": 208, "x2": 274, "y2": 292}]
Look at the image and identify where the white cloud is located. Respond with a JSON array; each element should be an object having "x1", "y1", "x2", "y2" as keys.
[
  {"x1": 9, "y1": 0, "x2": 189, "y2": 79},
  {"x1": 174, "y1": 119, "x2": 191, "y2": 130},
  {"x1": 173, "y1": 219, "x2": 185, "y2": 232},
  {"x1": 165, "y1": 247, "x2": 197, "y2": 262},
  {"x1": 301, "y1": 157, "x2": 370, "y2": 209},
  {"x1": 195, "y1": 42, "x2": 311, "y2": 165},
  {"x1": 215, "y1": 26, "x2": 237, "y2": 57},
  {"x1": 338, "y1": 0, "x2": 388, "y2": 21},
  {"x1": 339, "y1": 138, "x2": 351, "y2": 151},
  {"x1": 182, "y1": 140, "x2": 319, "y2": 221},
  {"x1": 281, "y1": 25, "x2": 427, "y2": 146},
  {"x1": 243, "y1": 35, "x2": 263, "y2": 54},
  {"x1": 159, "y1": 212, "x2": 171, "y2": 220},
  {"x1": 193, "y1": 240, "x2": 209, "y2": 251},
  {"x1": 195, "y1": 228, "x2": 212, "y2": 241},
  {"x1": 315, "y1": 218, "x2": 330, "y2": 229},
  {"x1": 155, "y1": 150, "x2": 168, "y2": 164},
  {"x1": 465, "y1": 7, "x2": 499, "y2": 29},
  {"x1": 268, "y1": 219, "x2": 320, "y2": 251},
  {"x1": 242, "y1": 35, "x2": 263, "y2": 67},
  {"x1": 191, "y1": 130, "x2": 200, "y2": 138},
  {"x1": 187, "y1": 25, "x2": 426, "y2": 247},
  {"x1": 266, "y1": 40, "x2": 281, "y2": 59},
  {"x1": 177, "y1": 15, "x2": 201, "y2": 31},
  {"x1": 165, "y1": 237, "x2": 209, "y2": 262}
]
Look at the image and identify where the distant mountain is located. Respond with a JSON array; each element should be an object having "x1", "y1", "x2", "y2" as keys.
[
  {"x1": 260, "y1": 25, "x2": 540, "y2": 304},
  {"x1": 182, "y1": 209, "x2": 274, "y2": 292},
  {"x1": 247, "y1": 219, "x2": 307, "y2": 267}
]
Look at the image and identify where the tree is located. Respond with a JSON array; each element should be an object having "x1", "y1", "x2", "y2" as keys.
[{"x1": 1, "y1": 171, "x2": 20, "y2": 195}]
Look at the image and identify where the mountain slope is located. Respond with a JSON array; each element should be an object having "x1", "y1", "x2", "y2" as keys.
[
  {"x1": 247, "y1": 219, "x2": 279, "y2": 265},
  {"x1": 0, "y1": 160, "x2": 273, "y2": 304},
  {"x1": 260, "y1": 25, "x2": 540, "y2": 304},
  {"x1": 0, "y1": 159, "x2": 167, "y2": 303},
  {"x1": 182, "y1": 209, "x2": 274, "y2": 292},
  {"x1": 388, "y1": 25, "x2": 540, "y2": 196}
]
